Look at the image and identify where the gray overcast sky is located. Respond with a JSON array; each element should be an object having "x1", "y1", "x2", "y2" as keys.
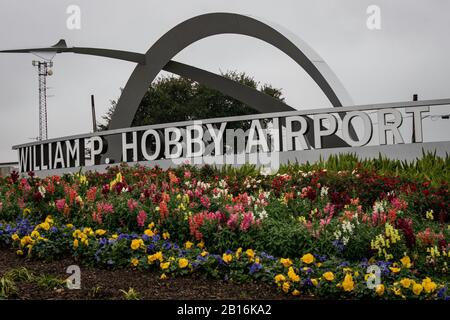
[{"x1": 1, "y1": 0, "x2": 449, "y2": 162}]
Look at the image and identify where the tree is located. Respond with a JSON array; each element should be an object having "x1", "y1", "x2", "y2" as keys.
[{"x1": 99, "y1": 71, "x2": 284, "y2": 130}]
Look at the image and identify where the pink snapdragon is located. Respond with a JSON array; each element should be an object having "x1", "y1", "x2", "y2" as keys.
[
  {"x1": 240, "y1": 211, "x2": 255, "y2": 231},
  {"x1": 227, "y1": 213, "x2": 239, "y2": 229},
  {"x1": 128, "y1": 199, "x2": 138, "y2": 212},
  {"x1": 137, "y1": 210, "x2": 147, "y2": 227},
  {"x1": 56, "y1": 199, "x2": 66, "y2": 212}
]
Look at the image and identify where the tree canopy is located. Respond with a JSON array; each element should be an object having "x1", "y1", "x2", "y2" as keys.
[{"x1": 99, "y1": 71, "x2": 284, "y2": 130}]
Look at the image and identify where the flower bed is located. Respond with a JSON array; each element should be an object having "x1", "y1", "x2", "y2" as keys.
[{"x1": 0, "y1": 154, "x2": 449, "y2": 299}]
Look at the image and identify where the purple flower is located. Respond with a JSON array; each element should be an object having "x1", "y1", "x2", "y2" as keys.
[
  {"x1": 249, "y1": 263, "x2": 262, "y2": 274},
  {"x1": 196, "y1": 255, "x2": 207, "y2": 261},
  {"x1": 437, "y1": 287, "x2": 447, "y2": 299},
  {"x1": 260, "y1": 252, "x2": 275, "y2": 260},
  {"x1": 332, "y1": 240, "x2": 345, "y2": 252},
  {"x1": 376, "y1": 261, "x2": 392, "y2": 276},
  {"x1": 117, "y1": 234, "x2": 128, "y2": 240},
  {"x1": 303, "y1": 278, "x2": 313, "y2": 286}
]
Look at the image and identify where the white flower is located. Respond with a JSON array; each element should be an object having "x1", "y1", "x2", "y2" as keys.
[
  {"x1": 257, "y1": 209, "x2": 268, "y2": 220},
  {"x1": 343, "y1": 236, "x2": 349, "y2": 245},
  {"x1": 320, "y1": 186, "x2": 329, "y2": 198},
  {"x1": 218, "y1": 179, "x2": 227, "y2": 188},
  {"x1": 260, "y1": 166, "x2": 272, "y2": 176},
  {"x1": 373, "y1": 201, "x2": 385, "y2": 213},
  {"x1": 38, "y1": 185, "x2": 46, "y2": 197}
]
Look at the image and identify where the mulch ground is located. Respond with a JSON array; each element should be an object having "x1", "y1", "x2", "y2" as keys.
[{"x1": 0, "y1": 248, "x2": 289, "y2": 300}]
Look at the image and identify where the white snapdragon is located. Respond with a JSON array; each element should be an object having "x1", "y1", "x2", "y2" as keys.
[
  {"x1": 320, "y1": 186, "x2": 329, "y2": 198},
  {"x1": 38, "y1": 185, "x2": 46, "y2": 198}
]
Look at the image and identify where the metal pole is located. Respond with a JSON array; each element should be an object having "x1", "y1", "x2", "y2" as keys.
[
  {"x1": 91, "y1": 94, "x2": 97, "y2": 132},
  {"x1": 38, "y1": 61, "x2": 49, "y2": 140},
  {"x1": 412, "y1": 94, "x2": 418, "y2": 143}
]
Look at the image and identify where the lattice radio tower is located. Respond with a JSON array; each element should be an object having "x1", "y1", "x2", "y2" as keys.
[{"x1": 32, "y1": 60, "x2": 53, "y2": 141}]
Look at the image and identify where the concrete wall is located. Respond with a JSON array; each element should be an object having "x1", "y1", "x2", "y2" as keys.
[{"x1": 0, "y1": 166, "x2": 16, "y2": 177}]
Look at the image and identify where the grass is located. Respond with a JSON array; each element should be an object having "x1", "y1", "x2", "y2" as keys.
[
  {"x1": 119, "y1": 288, "x2": 140, "y2": 300},
  {"x1": 0, "y1": 267, "x2": 66, "y2": 298},
  {"x1": 205, "y1": 151, "x2": 450, "y2": 185}
]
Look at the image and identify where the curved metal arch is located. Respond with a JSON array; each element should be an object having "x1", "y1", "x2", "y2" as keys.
[{"x1": 110, "y1": 12, "x2": 354, "y2": 130}]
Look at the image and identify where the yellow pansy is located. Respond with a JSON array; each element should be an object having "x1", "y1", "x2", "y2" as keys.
[
  {"x1": 392, "y1": 287, "x2": 402, "y2": 296},
  {"x1": 131, "y1": 258, "x2": 139, "y2": 267},
  {"x1": 246, "y1": 249, "x2": 255, "y2": 260},
  {"x1": 11, "y1": 234, "x2": 19, "y2": 241},
  {"x1": 287, "y1": 267, "x2": 300, "y2": 282},
  {"x1": 422, "y1": 277, "x2": 437, "y2": 293},
  {"x1": 235, "y1": 247, "x2": 243, "y2": 259},
  {"x1": 16, "y1": 250, "x2": 24, "y2": 256},
  {"x1": 323, "y1": 272, "x2": 335, "y2": 281},
  {"x1": 292, "y1": 289, "x2": 301, "y2": 296},
  {"x1": 222, "y1": 253, "x2": 233, "y2": 264},
  {"x1": 148, "y1": 251, "x2": 163, "y2": 264},
  {"x1": 400, "y1": 278, "x2": 412, "y2": 288},
  {"x1": 389, "y1": 264, "x2": 401, "y2": 273},
  {"x1": 95, "y1": 229, "x2": 106, "y2": 237},
  {"x1": 39, "y1": 222, "x2": 50, "y2": 231},
  {"x1": 376, "y1": 284, "x2": 385, "y2": 296},
  {"x1": 73, "y1": 239, "x2": 79, "y2": 248},
  {"x1": 130, "y1": 239, "x2": 144, "y2": 250},
  {"x1": 144, "y1": 229, "x2": 154, "y2": 237},
  {"x1": 160, "y1": 262, "x2": 170, "y2": 270},
  {"x1": 184, "y1": 241, "x2": 193, "y2": 249},
  {"x1": 162, "y1": 232, "x2": 170, "y2": 239},
  {"x1": 400, "y1": 256, "x2": 412, "y2": 268},
  {"x1": 412, "y1": 283, "x2": 423, "y2": 296},
  {"x1": 178, "y1": 258, "x2": 189, "y2": 269},
  {"x1": 342, "y1": 274, "x2": 355, "y2": 292},
  {"x1": 20, "y1": 236, "x2": 33, "y2": 247},
  {"x1": 301, "y1": 253, "x2": 314, "y2": 264},
  {"x1": 282, "y1": 282, "x2": 290, "y2": 293},
  {"x1": 274, "y1": 274, "x2": 286, "y2": 283},
  {"x1": 280, "y1": 258, "x2": 293, "y2": 267}
]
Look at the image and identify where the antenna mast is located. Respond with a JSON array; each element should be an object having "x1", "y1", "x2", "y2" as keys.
[{"x1": 32, "y1": 60, "x2": 53, "y2": 140}]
